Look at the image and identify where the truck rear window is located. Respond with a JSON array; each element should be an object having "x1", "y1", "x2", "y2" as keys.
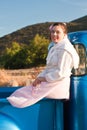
[{"x1": 72, "y1": 44, "x2": 86, "y2": 76}]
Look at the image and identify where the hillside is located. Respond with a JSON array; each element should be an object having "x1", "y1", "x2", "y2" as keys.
[
  {"x1": 67, "y1": 15, "x2": 87, "y2": 32},
  {"x1": 0, "y1": 15, "x2": 87, "y2": 55},
  {"x1": 0, "y1": 22, "x2": 52, "y2": 54},
  {"x1": 70, "y1": 15, "x2": 87, "y2": 24}
]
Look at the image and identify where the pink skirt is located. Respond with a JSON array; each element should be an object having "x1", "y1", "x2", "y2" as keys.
[{"x1": 7, "y1": 78, "x2": 70, "y2": 108}]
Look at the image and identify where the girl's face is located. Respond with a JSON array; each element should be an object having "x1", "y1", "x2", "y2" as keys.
[{"x1": 50, "y1": 25, "x2": 66, "y2": 43}]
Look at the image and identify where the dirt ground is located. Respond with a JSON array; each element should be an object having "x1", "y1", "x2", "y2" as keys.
[{"x1": 0, "y1": 67, "x2": 45, "y2": 87}]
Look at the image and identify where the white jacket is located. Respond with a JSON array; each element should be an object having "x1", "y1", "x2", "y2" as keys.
[
  {"x1": 7, "y1": 37, "x2": 79, "y2": 108},
  {"x1": 38, "y1": 37, "x2": 79, "y2": 82},
  {"x1": 37, "y1": 37, "x2": 79, "y2": 99}
]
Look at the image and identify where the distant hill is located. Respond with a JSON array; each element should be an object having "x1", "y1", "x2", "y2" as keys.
[
  {"x1": 67, "y1": 15, "x2": 87, "y2": 32},
  {"x1": 70, "y1": 15, "x2": 87, "y2": 24},
  {"x1": 0, "y1": 15, "x2": 87, "y2": 54},
  {"x1": 0, "y1": 22, "x2": 52, "y2": 54}
]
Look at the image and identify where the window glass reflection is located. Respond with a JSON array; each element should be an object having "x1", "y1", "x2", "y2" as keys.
[{"x1": 72, "y1": 44, "x2": 86, "y2": 76}]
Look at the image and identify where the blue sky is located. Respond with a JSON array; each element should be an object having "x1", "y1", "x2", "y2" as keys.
[{"x1": 0, "y1": 0, "x2": 87, "y2": 37}]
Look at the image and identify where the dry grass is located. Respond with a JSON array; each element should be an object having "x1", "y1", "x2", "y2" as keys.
[{"x1": 0, "y1": 67, "x2": 45, "y2": 87}]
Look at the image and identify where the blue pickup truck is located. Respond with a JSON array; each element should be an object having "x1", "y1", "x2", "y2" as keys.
[{"x1": 0, "y1": 31, "x2": 87, "y2": 130}]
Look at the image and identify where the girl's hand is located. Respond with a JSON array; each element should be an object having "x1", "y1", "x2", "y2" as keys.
[{"x1": 32, "y1": 77, "x2": 46, "y2": 86}]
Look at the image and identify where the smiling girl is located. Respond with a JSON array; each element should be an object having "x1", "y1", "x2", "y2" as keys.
[{"x1": 7, "y1": 22, "x2": 79, "y2": 108}]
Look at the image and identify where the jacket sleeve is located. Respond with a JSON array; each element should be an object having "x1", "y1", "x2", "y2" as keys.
[{"x1": 45, "y1": 51, "x2": 73, "y2": 82}]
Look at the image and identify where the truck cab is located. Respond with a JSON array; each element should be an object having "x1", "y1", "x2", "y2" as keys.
[{"x1": 64, "y1": 31, "x2": 87, "y2": 130}]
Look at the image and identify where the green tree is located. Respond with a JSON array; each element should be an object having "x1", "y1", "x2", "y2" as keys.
[
  {"x1": 30, "y1": 34, "x2": 49, "y2": 66},
  {"x1": 3, "y1": 42, "x2": 22, "y2": 69},
  {"x1": 2, "y1": 35, "x2": 50, "y2": 69}
]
